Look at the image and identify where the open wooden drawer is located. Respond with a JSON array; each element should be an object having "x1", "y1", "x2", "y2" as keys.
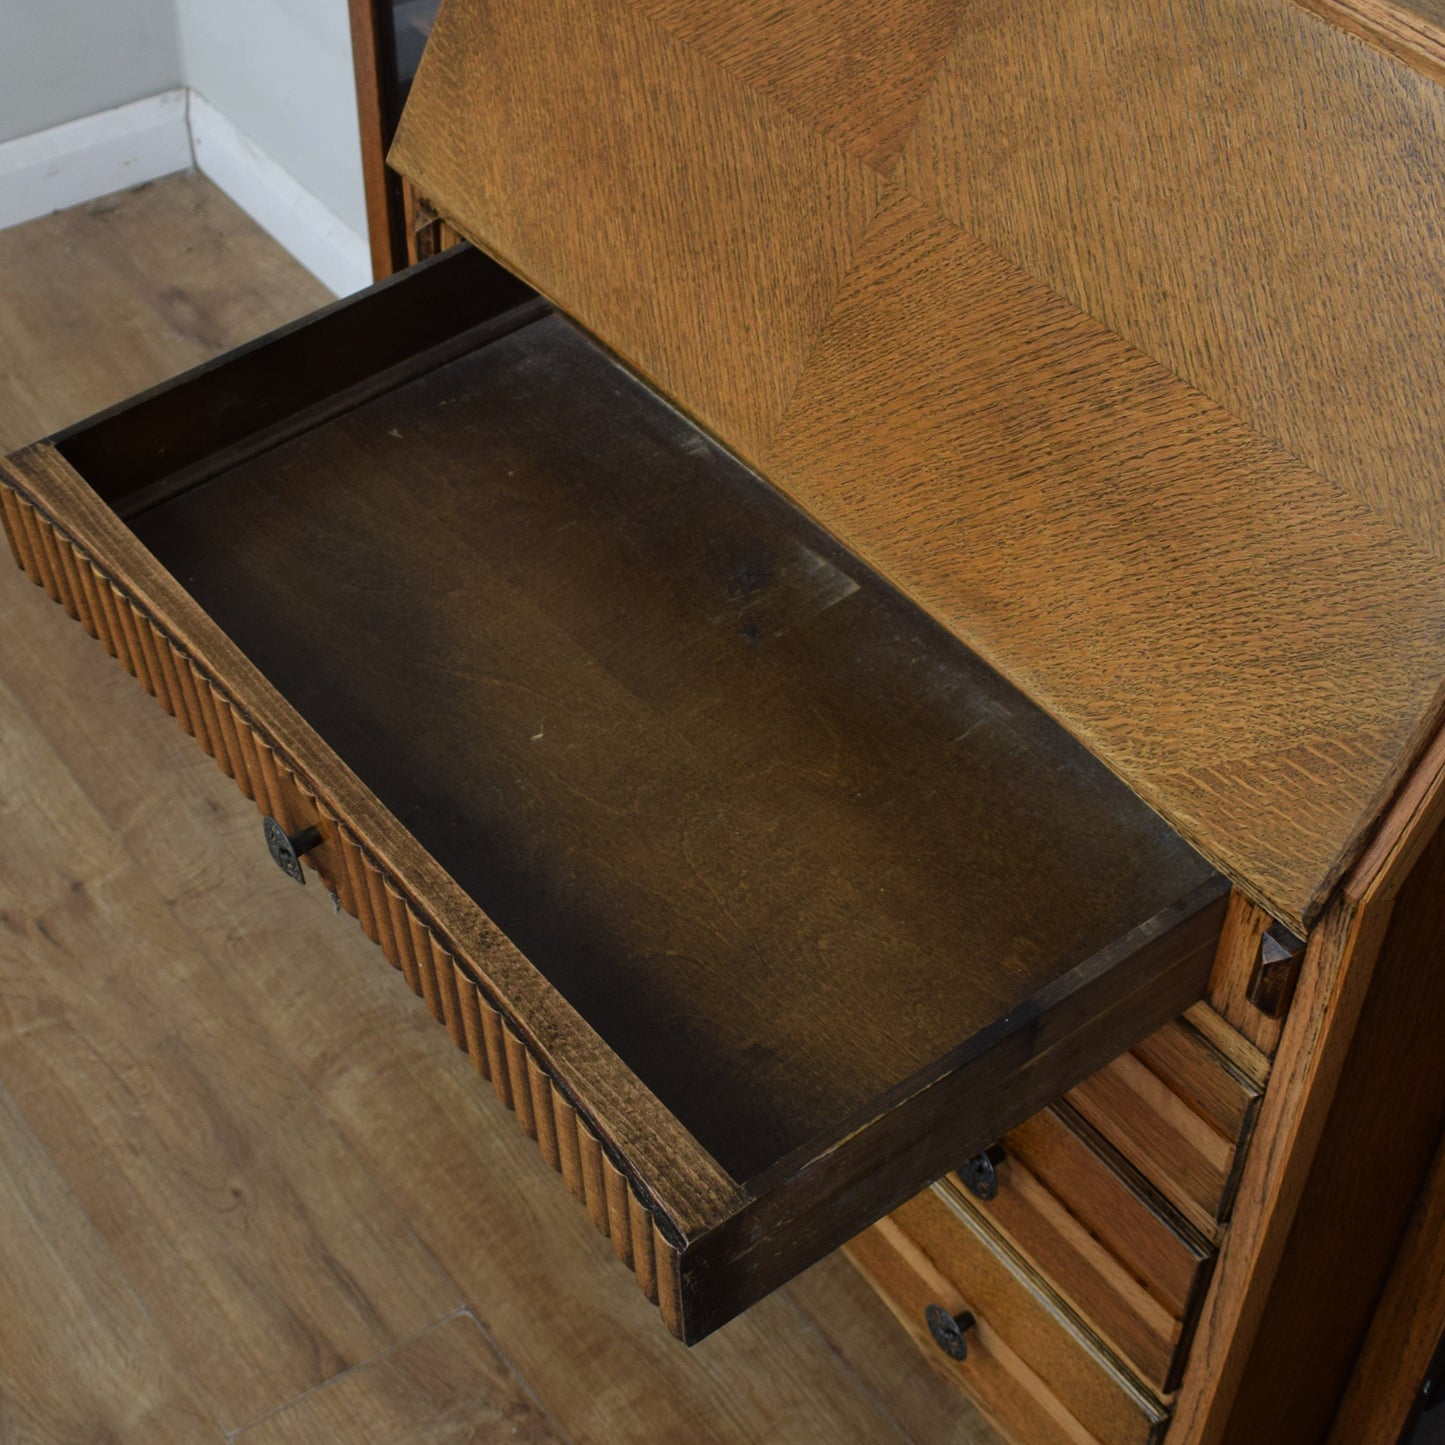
[{"x1": 0, "y1": 244, "x2": 1228, "y2": 1344}]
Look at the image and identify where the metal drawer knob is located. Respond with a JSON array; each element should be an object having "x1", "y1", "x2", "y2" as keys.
[
  {"x1": 925, "y1": 1304, "x2": 976, "y2": 1361},
  {"x1": 959, "y1": 1144, "x2": 1006, "y2": 1201},
  {"x1": 263, "y1": 817, "x2": 322, "y2": 884}
]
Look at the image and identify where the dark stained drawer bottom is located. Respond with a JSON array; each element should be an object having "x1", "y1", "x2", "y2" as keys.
[{"x1": 0, "y1": 243, "x2": 1227, "y2": 1342}]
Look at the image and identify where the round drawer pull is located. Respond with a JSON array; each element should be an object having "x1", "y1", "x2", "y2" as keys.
[
  {"x1": 925, "y1": 1304, "x2": 976, "y2": 1361},
  {"x1": 263, "y1": 817, "x2": 322, "y2": 884},
  {"x1": 959, "y1": 1144, "x2": 1006, "y2": 1201}
]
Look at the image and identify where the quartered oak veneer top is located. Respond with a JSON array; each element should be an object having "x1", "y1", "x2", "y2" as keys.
[{"x1": 391, "y1": 0, "x2": 1445, "y2": 933}]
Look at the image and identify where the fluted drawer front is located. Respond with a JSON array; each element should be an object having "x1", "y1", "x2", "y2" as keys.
[
  {"x1": 1064, "y1": 1009, "x2": 1268, "y2": 1240},
  {"x1": 0, "y1": 474, "x2": 682, "y2": 1322},
  {"x1": 1, "y1": 243, "x2": 1228, "y2": 1345},
  {"x1": 951, "y1": 1101, "x2": 1215, "y2": 1396},
  {"x1": 846, "y1": 1183, "x2": 1169, "y2": 1445}
]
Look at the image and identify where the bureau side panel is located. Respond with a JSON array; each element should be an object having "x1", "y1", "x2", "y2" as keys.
[
  {"x1": 1169, "y1": 721, "x2": 1445, "y2": 1444},
  {"x1": 1216, "y1": 817, "x2": 1445, "y2": 1444}
]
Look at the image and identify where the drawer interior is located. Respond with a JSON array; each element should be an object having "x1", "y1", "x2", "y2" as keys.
[{"x1": 33, "y1": 245, "x2": 1228, "y2": 1337}]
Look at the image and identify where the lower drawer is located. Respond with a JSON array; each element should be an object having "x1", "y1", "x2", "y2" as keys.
[
  {"x1": 846, "y1": 1184, "x2": 1169, "y2": 1445},
  {"x1": 1065, "y1": 1011, "x2": 1266, "y2": 1237},
  {"x1": 954, "y1": 1101, "x2": 1214, "y2": 1393}
]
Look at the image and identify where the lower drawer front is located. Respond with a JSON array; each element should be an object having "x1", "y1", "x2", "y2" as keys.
[
  {"x1": 1065, "y1": 1011, "x2": 1265, "y2": 1236},
  {"x1": 846, "y1": 1185, "x2": 1168, "y2": 1445},
  {"x1": 954, "y1": 1102, "x2": 1213, "y2": 1393}
]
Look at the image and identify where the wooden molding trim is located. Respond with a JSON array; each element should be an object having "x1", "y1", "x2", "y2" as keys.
[
  {"x1": 1164, "y1": 892, "x2": 1391, "y2": 1443},
  {"x1": 347, "y1": 0, "x2": 406, "y2": 280},
  {"x1": 1342, "y1": 708, "x2": 1445, "y2": 912},
  {"x1": 1288, "y1": 0, "x2": 1445, "y2": 87}
]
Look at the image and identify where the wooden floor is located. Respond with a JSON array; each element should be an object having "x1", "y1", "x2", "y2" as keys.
[{"x1": 0, "y1": 172, "x2": 997, "y2": 1443}]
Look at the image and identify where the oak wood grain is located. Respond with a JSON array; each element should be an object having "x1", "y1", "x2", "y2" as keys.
[
  {"x1": 1006, "y1": 1107, "x2": 1209, "y2": 1328},
  {"x1": 1066, "y1": 1059, "x2": 1232, "y2": 1243},
  {"x1": 860, "y1": 1187, "x2": 1167, "y2": 1445},
  {"x1": 900, "y1": 0, "x2": 1445, "y2": 564},
  {"x1": 232, "y1": 1313, "x2": 559, "y2": 1444},
  {"x1": 623, "y1": 0, "x2": 969, "y2": 171},
  {"x1": 392, "y1": 0, "x2": 1445, "y2": 934},
  {"x1": 972, "y1": 1104, "x2": 1213, "y2": 1394},
  {"x1": 962, "y1": 1145, "x2": 1180, "y2": 1394},
  {"x1": 1181, "y1": 1003, "x2": 1270, "y2": 1095},
  {"x1": 848, "y1": 1219, "x2": 1109, "y2": 1445},
  {"x1": 391, "y1": 0, "x2": 881, "y2": 462},
  {"x1": 1131, "y1": 1016, "x2": 1263, "y2": 1147},
  {"x1": 1287, "y1": 0, "x2": 1445, "y2": 87},
  {"x1": 763, "y1": 188, "x2": 1445, "y2": 933}
]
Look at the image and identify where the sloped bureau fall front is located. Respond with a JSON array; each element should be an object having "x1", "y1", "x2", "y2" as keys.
[{"x1": 11, "y1": 0, "x2": 1445, "y2": 1439}]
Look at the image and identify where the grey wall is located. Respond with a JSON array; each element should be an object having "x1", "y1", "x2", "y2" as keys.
[
  {"x1": 1, "y1": 0, "x2": 365, "y2": 244},
  {"x1": 0, "y1": 0, "x2": 183, "y2": 144},
  {"x1": 177, "y1": 0, "x2": 367, "y2": 237}
]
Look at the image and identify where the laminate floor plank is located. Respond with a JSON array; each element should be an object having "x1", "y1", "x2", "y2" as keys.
[
  {"x1": 0, "y1": 664, "x2": 465, "y2": 1432},
  {"x1": 0, "y1": 176, "x2": 999, "y2": 1440},
  {"x1": 0, "y1": 1074, "x2": 223, "y2": 1444},
  {"x1": 233, "y1": 1313, "x2": 561, "y2": 1445}
]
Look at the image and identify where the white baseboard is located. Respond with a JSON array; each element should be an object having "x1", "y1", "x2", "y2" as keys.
[
  {"x1": 0, "y1": 90, "x2": 193, "y2": 231},
  {"x1": 188, "y1": 91, "x2": 372, "y2": 297},
  {"x1": 0, "y1": 88, "x2": 372, "y2": 298}
]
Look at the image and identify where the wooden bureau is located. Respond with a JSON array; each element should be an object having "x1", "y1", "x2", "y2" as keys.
[{"x1": 9, "y1": 0, "x2": 1445, "y2": 1439}]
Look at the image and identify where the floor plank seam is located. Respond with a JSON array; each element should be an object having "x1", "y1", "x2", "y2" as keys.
[
  {"x1": 223, "y1": 1305, "x2": 474, "y2": 1441},
  {"x1": 0, "y1": 637, "x2": 479, "y2": 1438},
  {"x1": 452, "y1": 1305, "x2": 578, "y2": 1445},
  {"x1": 28, "y1": 622, "x2": 488, "y2": 1353}
]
